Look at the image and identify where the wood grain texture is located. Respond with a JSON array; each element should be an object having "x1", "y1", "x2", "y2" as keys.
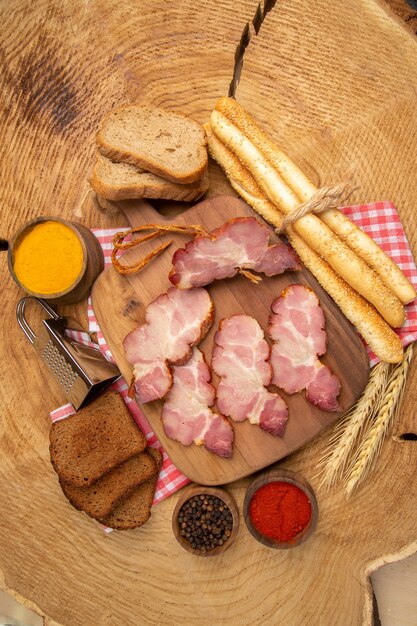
[
  {"x1": 92, "y1": 196, "x2": 369, "y2": 484},
  {"x1": 386, "y1": 0, "x2": 417, "y2": 33},
  {"x1": 236, "y1": 0, "x2": 417, "y2": 252},
  {"x1": 1, "y1": 0, "x2": 417, "y2": 625}
]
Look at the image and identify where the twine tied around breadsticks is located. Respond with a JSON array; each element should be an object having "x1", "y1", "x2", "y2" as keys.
[{"x1": 274, "y1": 181, "x2": 359, "y2": 235}]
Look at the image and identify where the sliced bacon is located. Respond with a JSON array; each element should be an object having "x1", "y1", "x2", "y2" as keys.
[
  {"x1": 169, "y1": 217, "x2": 299, "y2": 289},
  {"x1": 267, "y1": 284, "x2": 341, "y2": 412},
  {"x1": 161, "y1": 348, "x2": 234, "y2": 458},
  {"x1": 123, "y1": 287, "x2": 214, "y2": 404},
  {"x1": 212, "y1": 315, "x2": 288, "y2": 437}
]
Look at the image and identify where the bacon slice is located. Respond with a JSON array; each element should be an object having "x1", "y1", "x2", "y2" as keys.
[
  {"x1": 161, "y1": 348, "x2": 234, "y2": 458},
  {"x1": 212, "y1": 315, "x2": 289, "y2": 436},
  {"x1": 267, "y1": 284, "x2": 341, "y2": 411},
  {"x1": 169, "y1": 217, "x2": 299, "y2": 289},
  {"x1": 123, "y1": 287, "x2": 214, "y2": 404}
]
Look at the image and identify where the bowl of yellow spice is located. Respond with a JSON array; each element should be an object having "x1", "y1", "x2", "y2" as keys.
[{"x1": 8, "y1": 216, "x2": 104, "y2": 304}]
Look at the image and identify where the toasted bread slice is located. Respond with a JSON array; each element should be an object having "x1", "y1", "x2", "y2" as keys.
[
  {"x1": 96, "y1": 105, "x2": 207, "y2": 184},
  {"x1": 90, "y1": 153, "x2": 209, "y2": 202},
  {"x1": 100, "y1": 448, "x2": 163, "y2": 530},
  {"x1": 49, "y1": 390, "x2": 146, "y2": 487},
  {"x1": 60, "y1": 449, "x2": 157, "y2": 519}
]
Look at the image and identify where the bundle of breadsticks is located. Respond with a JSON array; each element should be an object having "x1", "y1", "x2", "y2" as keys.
[{"x1": 205, "y1": 97, "x2": 416, "y2": 364}]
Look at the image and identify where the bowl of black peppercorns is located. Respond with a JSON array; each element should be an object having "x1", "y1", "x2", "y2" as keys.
[{"x1": 172, "y1": 484, "x2": 239, "y2": 556}]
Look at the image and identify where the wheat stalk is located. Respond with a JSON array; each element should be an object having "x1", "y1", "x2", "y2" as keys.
[
  {"x1": 316, "y1": 360, "x2": 391, "y2": 489},
  {"x1": 345, "y1": 343, "x2": 414, "y2": 496}
]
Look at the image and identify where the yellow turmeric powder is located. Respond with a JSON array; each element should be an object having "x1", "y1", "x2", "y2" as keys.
[{"x1": 13, "y1": 221, "x2": 84, "y2": 294}]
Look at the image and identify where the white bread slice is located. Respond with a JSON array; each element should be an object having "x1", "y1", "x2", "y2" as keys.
[
  {"x1": 204, "y1": 122, "x2": 403, "y2": 363},
  {"x1": 90, "y1": 153, "x2": 209, "y2": 202},
  {"x1": 96, "y1": 105, "x2": 208, "y2": 184}
]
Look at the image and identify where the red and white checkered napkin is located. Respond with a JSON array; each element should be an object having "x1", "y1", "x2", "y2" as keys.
[
  {"x1": 340, "y1": 201, "x2": 417, "y2": 366},
  {"x1": 49, "y1": 228, "x2": 191, "y2": 505},
  {"x1": 50, "y1": 201, "x2": 417, "y2": 505}
]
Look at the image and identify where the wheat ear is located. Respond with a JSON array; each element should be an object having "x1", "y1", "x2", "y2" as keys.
[
  {"x1": 345, "y1": 342, "x2": 414, "y2": 496},
  {"x1": 316, "y1": 360, "x2": 391, "y2": 489}
]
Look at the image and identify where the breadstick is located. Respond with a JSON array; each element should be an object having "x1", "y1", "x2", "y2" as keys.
[
  {"x1": 210, "y1": 110, "x2": 405, "y2": 328},
  {"x1": 315, "y1": 209, "x2": 416, "y2": 304},
  {"x1": 215, "y1": 96, "x2": 416, "y2": 305},
  {"x1": 204, "y1": 123, "x2": 403, "y2": 363}
]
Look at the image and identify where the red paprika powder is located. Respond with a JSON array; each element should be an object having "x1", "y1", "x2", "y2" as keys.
[{"x1": 249, "y1": 481, "x2": 312, "y2": 543}]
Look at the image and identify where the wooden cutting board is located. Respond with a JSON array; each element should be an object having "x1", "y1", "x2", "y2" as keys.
[{"x1": 92, "y1": 195, "x2": 369, "y2": 484}]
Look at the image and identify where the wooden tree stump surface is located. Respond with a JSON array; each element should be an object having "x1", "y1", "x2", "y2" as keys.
[{"x1": 1, "y1": 1, "x2": 417, "y2": 624}]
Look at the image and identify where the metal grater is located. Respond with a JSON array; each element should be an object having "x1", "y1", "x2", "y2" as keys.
[{"x1": 16, "y1": 296, "x2": 121, "y2": 410}]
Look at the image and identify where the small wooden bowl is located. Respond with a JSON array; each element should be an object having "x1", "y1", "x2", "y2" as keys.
[
  {"x1": 172, "y1": 484, "x2": 239, "y2": 557},
  {"x1": 8, "y1": 216, "x2": 104, "y2": 305},
  {"x1": 243, "y1": 469, "x2": 318, "y2": 549}
]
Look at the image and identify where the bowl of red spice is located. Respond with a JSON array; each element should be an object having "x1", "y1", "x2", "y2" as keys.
[
  {"x1": 172, "y1": 485, "x2": 239, "y2": 556},
  {"x1": 243, "y1": 469, "x2": 318, "y2": 549}
]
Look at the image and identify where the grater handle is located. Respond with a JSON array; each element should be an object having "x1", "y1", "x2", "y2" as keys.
[{"x1": 16, "y1": 297, "x2": 60, "y2": 344}]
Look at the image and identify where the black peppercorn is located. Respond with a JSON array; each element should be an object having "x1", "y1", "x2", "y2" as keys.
[{"x1": 177, "y1": 494, "x2": 234, "y2": 553}]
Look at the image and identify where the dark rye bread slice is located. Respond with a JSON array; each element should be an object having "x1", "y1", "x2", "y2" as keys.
[
  {"x1": 60, "y1": 449, "x2": 157, "y2": 519},
  {"x1": 96, "y1": 105, "x2": 208, "y2": 184},
  {"x1": 100, "y1": 447, "x2": 163, "y2": 530},
  {"x1": 90, "y1": 153, "x2": 209, "y2": 202},
  {"x1": 49, "y1": 390, "x2": 146, "y2": 487}
]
